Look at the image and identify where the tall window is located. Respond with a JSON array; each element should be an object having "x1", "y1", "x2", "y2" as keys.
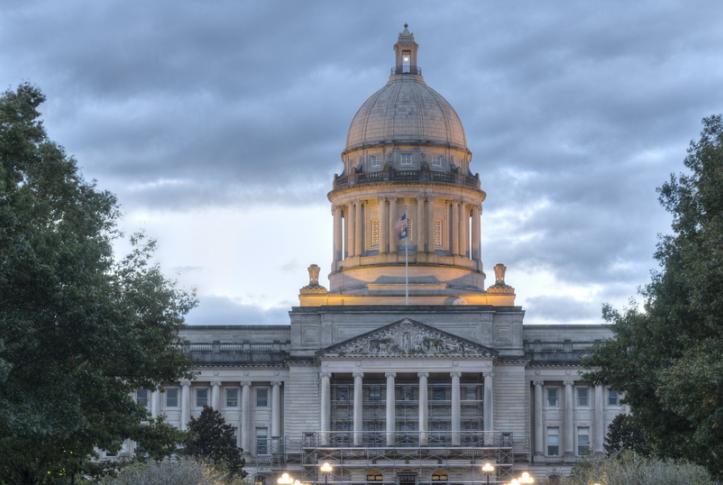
[
  {"x1": 256, "y1": 387, "x2": 269, "y2": 407},
  {"x1": 256, "y1": 427, "x2": 268, "y2": 455},
  {"x1": 226, "y1": 388, "x2": 239, "y2": 408},
  {"x1": 196, "y1": 388, "x2": 208, "y2": 408},
  {"x1": 136, "y1": 389, "x2": 149, "y2": 407},
  {"x1": 546, "y1": 388, "x2": 559, "y2": 408},
  {"x1": 165, "y1": 387, "x2": 178, "y2": 408},
  {"x1": 547, "y1": 427, "x2": 560, "y2": 456},
  {"x1": 402, "y1": 50, "x2": 411, "y2": 73},
  {"x1": 576, "y1": 387, "x2": 589, "y2": 407},
  {"x1": 400, "y1": 153, "x2": 413, "y2": 167},
  {"x1": 577, "y1": 426, "x2": 591, "y2": 455},
  {"x1": 608, "y1": 389, "x2": 620, "y2": 406},
  {"x1": 368, "y1": 154, "x2": 381, "y2": 170}
]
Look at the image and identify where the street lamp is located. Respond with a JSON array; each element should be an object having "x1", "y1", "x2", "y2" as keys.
[
  {"x1": 320, "y1": 461, "x2": 334, "y2": 485},
  {"x1": 519, "y1": 472, "x2": 534, "y2": 484},
  {"x1": 481, "y1": 462, "x2": 495, "y2": 485},
  {"x1": 509, "y1": 480, "x2": 520, "y2": 485},
  {"x1": 278, "y1": 473, "x2": 294, "y2": 485}
]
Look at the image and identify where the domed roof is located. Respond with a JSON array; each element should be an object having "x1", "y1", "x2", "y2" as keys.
[{"x1": 345, "y1": 27, "x2": 467, "y2": 152}]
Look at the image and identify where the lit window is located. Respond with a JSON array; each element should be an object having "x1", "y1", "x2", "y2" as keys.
[
  {"x1": 136, "y1": 389, "x2": 149, "y2": 407},
  {"x1": 431, "y1": 470, "x2": 448, "y2": 482},
  {"x1": 367, "y1": 470, "x2": 384, "y2": 482},
  {"x1": 402, "y1": 50, "x2": 411, "y2": 73},
  {"x1": 256, "y1": 387, "x2": 269, "y2": 407},
  {"x1": 400, "y1": 153, "x2": 414, "y2": 167},
  {"x1": 226, "y1": 388, "x2": 239, "y2": 408},
  {"x1": 608, "y1": 389, "x2": 619, "y2": 406},
  {"x1": 576, "y1": 387, "x2": 589, "y2": 407},
  {"x1": 256, "y1": 427, "x2": 268, "y2": 455},
  {"x1": 165, "y1": 388, "x2": 178, "y2": 408},
  {"x1": 577, "y1": 426, "x2": 590, "y2": 455},
  {"x1": 546, "y1": 388, "x2": 559, "y2": 408},
  {"x1": 547, "y1": 427, "x2": 560, "y2": 456},
  {"x1": 196, "y1": 388, "x2": 208, "y2": 408}
]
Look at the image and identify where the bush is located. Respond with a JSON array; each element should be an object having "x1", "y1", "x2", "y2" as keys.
[
  {"x1": 97, "y1": 457, "x2": 246, "y2": 485},
  {"x1": 562, "y1": 453, "x2": 715, "y2": 485}
]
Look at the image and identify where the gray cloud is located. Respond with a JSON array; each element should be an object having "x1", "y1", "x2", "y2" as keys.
[{"x1": 184, "y1": 296, "x2": 288, "y2": 325}]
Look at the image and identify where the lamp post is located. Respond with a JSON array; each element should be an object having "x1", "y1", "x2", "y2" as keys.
[
  {"x1": 320, "y1": 461, "x2": 333, "y2": 485},
  {"x1": 482, "y1": 462, "x2": 495, "y2": 485},
  {"x1": 278, "y1": 473, "x2": 294, "y2": 485},
  {"x1": 509, "y1": 480, "x2": 520, "y2": 485},
  {"x1": 519, "y1": 472, "x2": 534, "y2": 484}
]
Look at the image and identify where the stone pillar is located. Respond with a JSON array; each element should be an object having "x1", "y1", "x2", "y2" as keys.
[
  {"x1": 426, "y1": 197, "x2": 434, "y2": 252},
  {"x1": 418, "y1": 372, "x2": 429, "y2": 445},
  {"x1": 333, "y1": 206, "x2": 342, "y2": 263},
  {"x1": 472, "y1": 205, "x2": 481, "y2": 261},
  {"x1": 483, "y1": 372, "x2": 494, "y2": 445},
  {"x1": 594, "y1": 384, "x2": 605, "y2": 454},
  {"x1": 210, "y1": 380, "x2": 221, "y2": 410},
  {"x1": 459, "y1": 202, "x2": 467, "y2": 257},
  {"x1": 150, "y1": 390, "x2": 160, "y2": 418},
  {"x1": 563, "y1": 380, "x2": 575, "y2": 457},
  {"x1": 416, "y1": 196, "x2": 425, "y2": 250},
  {"x1": 451, "y1": 201, "x2": 459, "y2": 256},
  {"x1": 240, "y1": 381, "x2": 252, "y2": 453},
  {"x1": 379, "y1": 198, "x2": 388, "y2": 254},
  {"x1": 348, "y1": 202, "x2": 355, "y2": 257},
  {"x1": 180, "y1": 379, "x2": 191, "y2": 431},
  {"x1": 320, "y1": 371, "x2": 331, "y2": 445},
  {"x1": 344, "y1": 205, "x2": 352, "y2": 258},
  {"x1": 353, "y1": 371, "x2": 364, "y2": 446},
  {"x1": 271, "y1": 381, "x2": 282, "y2": 453},
  {"x1": 355, "y1": 200, "x2": 363, "y2": 257},
  {"x1": 534, "y1": 380, "x2": 544, "y2": 457},
  {"x1": 451, "y1": 371, "x2": 461, "y2": 445},
  {"x1": 389, "y1": 198, "x2": 398, "y2": 254},
  {"x1": 385, "y1": 371, "x2": 396, "y2": 446}
]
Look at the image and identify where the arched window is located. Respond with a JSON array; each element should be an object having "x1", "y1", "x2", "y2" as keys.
[{"x1": 431, "y1": 470, "x2": 448, "y2": 482}]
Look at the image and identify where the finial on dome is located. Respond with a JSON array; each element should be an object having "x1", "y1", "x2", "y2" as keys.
[{"x1": 404, "y1": 23, "x2": 409, "y2": 30}]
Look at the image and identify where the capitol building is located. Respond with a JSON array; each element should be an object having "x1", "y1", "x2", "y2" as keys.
[{"x1": 131, "y1": 27, "x2": 626, "y2": 483}]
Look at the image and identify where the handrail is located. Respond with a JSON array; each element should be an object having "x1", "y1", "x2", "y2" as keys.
[{"x1": 333, "y1": 167, "x2": 480, "y2": 190}]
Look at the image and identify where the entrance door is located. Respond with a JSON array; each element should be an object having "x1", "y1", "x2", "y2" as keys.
[{"x1": 397, "y1": 472, "x2": 417, "y2": 485}]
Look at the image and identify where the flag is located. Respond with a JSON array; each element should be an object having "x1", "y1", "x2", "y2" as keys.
[{"x1": 395, "y1": 211, "x2": 408, "y2": 240}]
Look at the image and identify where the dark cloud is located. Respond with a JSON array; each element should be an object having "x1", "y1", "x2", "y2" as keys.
[
  {"x1": 524, "y1": 296, "x2": 601, "y2": 323},
  {"x1": 184, "y1": 295, "x2": 288, "y2": 325}
]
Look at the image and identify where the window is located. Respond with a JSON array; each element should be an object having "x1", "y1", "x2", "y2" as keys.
[
  {"x1": 256, "y1": 387, "x2": 268, "y2": 407},
  {"x1": 136, "y1": 389, "x2": 149, "y2": 407},
  {"x1": 226, "y1": 388, "x2": 239, "y2": 408},
  {"x1": 547, "y1": 427, "x2": 560, "y2": 456},
  {"x1": 608, "y1": 389, "x2": 620, "y2": 406},
  {"x1": 368, "y1": 154, "x2": 381, "y2": 169},
  {"x1": 196, "y1": 388, "x2": 208, "y2": 408},
  {"x1": 402, "y1": 50, "x2": 411, "y2": 73},
  {"x1": 431, "y1": 470, "x2": 448, "y2": 482},
  {"x1": 431, "y1": 385, "x2": 447, "y2": 401},
  {"x1": 577, "y1": 426, "x2": 591, "y2": 456},
  {"x1": 433, "y1": 220, "x2": 442, "y2": 248},
  {"x1": 576, "y1": 387, "x2": 589, "y2": 407},
  {"x1": 367, "y1": 470, "x2": 384, "y2": 482},
  {"x1": 165, "y1": 388, "x2": 178, "y2": 408},
  {"x1": 256, "y1": 427, "x2": 268, "y2": 455},
  {"x1": 546, "y1": 388, "x2": 559, "y2": 407},
  {"x1": 432, "y1": 155, "x2": 444, "y2": 167},
  {"x1": 368, "y1": 385, "x2": 382, "y2": 402},
  {"x1": 399, "y1": 153, "x2": 413, "y2": 167}
]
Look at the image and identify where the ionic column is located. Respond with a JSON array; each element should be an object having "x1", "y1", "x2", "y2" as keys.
[
  {"x1": 389, "y1": 198, "x2": 398, "y2": 254},
  {"x1": 418, "y1": 372, "x2": 429, "y2": 445},
  {"x1": 458, "y1": 202, "x2": 467, "y2": 257},
  {"x1": 534, "y1": 380, "x2": 544, "y2": 457},
  {"x1": 344, "y1": 205, "x2": 351, "y2": 258},
  {"x1": 180, "y1": 379, "x2": 191, "y2": 431},
  {"x1": 483, "y1": 372, "x2": 494, "y2": 445},
  {"x1": 416, "y1": 196, "x2": 425, "y2": 250},
  {"x1": 348, "y1": 202, "x2": 356, "y2": 257},
  {"x1": 563, "y1": 380, "x2": 575, "y2": 457},
  {"x1": 451, "y1": 201, "x2": 460, "y2": 256},
  {"x1": 210, "y1": 380, "x2": 221, "y2": 410},
  {"x1": 353, "y1": 371, "x2": 364, "y2": 446},
  {"x1": 379, "y1": 198, "x2": 388, "y2": 254},
  {"x1": 472, "y1": 205, "x2": 481, "y2": 261},
  {"x1": 426, "y1": 197, "x2": 434, "y2": 252},
  {"x1": 385, "y1": 371, "x2": 396, "y2": 446},
  {"x1": 451, "y1": 371, "x2": 461, "y2": 445},
  {"x1": 271, "y1": 381, "x2": 282, "y2": 453},
  {"x1": 355, "y1": 200, "x2": 363, "y2": 257},
  {"x1": 594, "y1": 384, "x2": 605, "y2": 454},
  {"x1": 333, "y1": 206, "x2": 342, "y2": 263},
  {"x1": 320, "y1": 372, "x2": 331, "y2": 445},
  {"x1": 240, "y1": 381, "x2": 252, "y2": 453}
]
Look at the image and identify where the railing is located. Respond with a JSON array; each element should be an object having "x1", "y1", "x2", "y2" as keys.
[
  {"x1": 333, "y1": 167, "x2": 480, "y2": 190},
  {"x1": 302, "y1": 431, "x2": 512, "y2": 448},
  {"x1": 523, "y1": 340, "x2": 596, "y2": 363},
  {"x1": 182, "y1": 341, "x2": 289, "y2": 365}
]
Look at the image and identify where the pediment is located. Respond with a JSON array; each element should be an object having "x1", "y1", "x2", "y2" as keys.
[{"x1": 319, "y1": 319, "x2": 496, "y2": 359}]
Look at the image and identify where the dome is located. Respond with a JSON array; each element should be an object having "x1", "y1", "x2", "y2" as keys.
[
  {"x1": 345, "y1": 75, "x2": 468, "y2": 152},
  {"x1": 344, "y1": 26, "x2": 467, "y2": 153}
]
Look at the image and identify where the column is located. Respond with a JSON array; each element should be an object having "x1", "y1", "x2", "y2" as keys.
[
  {"x1": 379, "y1": 198, "x2": 388, "y2": 255},
  {"x1": 150, "y1": 390, "x2": 160, "y2": 418},
  {"x1": 353, "y1": 371, "x2": 364, "y2": 446},
  {"x1": 210, "y1": 380, "x2": 221, "y2": 410},
  {"x1": 472, "y1": 205, "x2": 481, "y2": 261},
  {"x1": 389, "y1": 198, "x2": 398, "y2": 254},
  {"x1": 426, "y1": 197, "x2": 434, "y2": 252},
  {"x1": 240, "y1": 381, "x2": 252, "y2": 453},
  {"x1": 333, "y1": 206, "x2": 342, "y2": 263},
  {"x1": 344, "y1": 205, "x2": 351, "y2": 258},
  {"x1": 348, "y1": 202, "x2": 356, "y2": 257},
  {"x1": 320, "y1": 372, "x2": 331, "y2": 445},
  {"x1": 355, "y1": 200, "x2": 363, "y2": 257},
  {"x1": 563, "y1": 380, "x2": 575, "y2": 457},
  {"x1": 451, "y1": 201, "x2": 459, "y2": 256},
  {"x1": 418, "y1": 372, "x2": 429, "y2": 445},
  {"x1": 458, "y1": 203, "x2": 467, "y2": 257},
  {"x1": 534, "y1": 381, "x2": 544, "y2": 457},
  {"x1": 451, "y1": 371, "x2": 461, "y2": 446},
  {"x1": 385, "y1": 371, "x2": 396, "y2": 446},
  {"x1": 416, "y1": 196, "x2": 425, "y2": 251},
  {"x1": 271, "y1": 381, "x2": 282, "y2": 453},
  {"x1": 594, "y1": 384, "x2": 605, "y2": 454},
  {"x1": 180, "y1": 379, "x2": 191, "y2": 431},
  {"x1": 483, "y1": 372, "x2": 494, "y2": 445}
]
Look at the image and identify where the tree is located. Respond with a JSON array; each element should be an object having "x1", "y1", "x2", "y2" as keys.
[
  {"x1": 586, "y1": 115, "x2": 723, "y2": 477},
  {"x1": 0, "y1": 84, "x2": 195, "y2": 483},
  {"x1": 184, "y1": 407, "x2": 246, "y2": 479},
  {"x1": 604, "y1": 414, "x2": 649, "y2": 456}
]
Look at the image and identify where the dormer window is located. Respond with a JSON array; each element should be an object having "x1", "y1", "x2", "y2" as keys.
[
  {"x1": 399, "y1": 153, "x2": 413, "y2": 167},
  {"x1": 368, "y1": 155, "x2": 381, "y2": 170},
  {"x1": 432, "y1": 155, "x2": 444, "y2": 168},
  {"x1": 402, "y1": 50, "x2": 411, "y2": 73}
]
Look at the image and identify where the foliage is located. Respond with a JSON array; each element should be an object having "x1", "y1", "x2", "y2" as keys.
[
  {"x1": 603, "y1": 414, "x2": 649, "y2": 456},
  {"x1": 0, "y1": 84, "x2": 196, "y2": 483},
  {"x1": 585, "y1": 115, "x2": 723, "y2": 477},
  {"x1": 561, "y1": 453, "x2": 715, "y2": 485},
  {"x1": 184, "y1": 407, "x2": 246, "y2": 479},
  {"x1": 97, "y1": 456, "x2": 247, "y2": 485}
]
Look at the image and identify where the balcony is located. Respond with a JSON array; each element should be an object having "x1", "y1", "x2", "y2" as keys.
[{"x1": 332, "y1": 166, "x2": 480, "y2": 191}]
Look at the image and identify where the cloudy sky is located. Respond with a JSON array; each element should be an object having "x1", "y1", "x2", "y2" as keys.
[{"x1": 3, "y1": 1, "x2": 723, "y2": 324}]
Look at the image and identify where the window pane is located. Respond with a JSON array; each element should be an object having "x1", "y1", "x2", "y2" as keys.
[
  {"x1": 226, "y1": 388, "x2": 239, "y2": 408},
  {"x1": 577, "y1": 387, "x2": 589, "y2": 407},
  {"x1": 196, "y1": 388, "x2": 208, "y2": 407},
  {"x1": 256, "y1": 428, "x2": 268, "y2": 455},
  {"x1": 608, "y1": 389, "x2": 619, "y2": 406},
  {"x1": 166, "y1": 388, "x2": 178, "y2": 407},
  {"x1": 547, "y1": 388, "x2": 558, "y2": 407},
  {"x1": 256, "y1": 388, "x2": 268, "y2": 407},
  {"x1": 136, "y1": 389, "x2": 149, "y2": 407},
  {"x1": 547, "y1": 427, "x2": 560, "y2": 456},
  {"x1": 577, "y1": 427, "x2": 590, "y2": 455}
]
